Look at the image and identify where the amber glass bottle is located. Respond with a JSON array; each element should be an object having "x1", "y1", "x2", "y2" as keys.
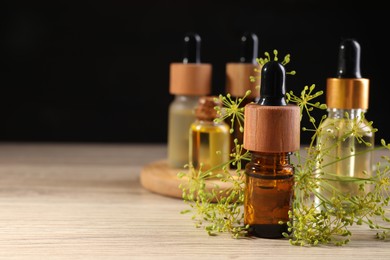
[
  {"x1": 243, "y1": 61, "x2": 300, "y2": 238},
  {"x1": 225, "y1": 32, "x2": 260, "y2": 168}
]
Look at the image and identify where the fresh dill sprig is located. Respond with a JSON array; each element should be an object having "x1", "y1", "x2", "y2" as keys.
[
  {"x1": 178, "y1": 160, "x2": 247, "y2": 237},
  {"x1": 214, "y1": 91, "x2": 250, "y2": 135},
  {"x1": 250, "y1": 49, "x2": 296, "y2": 91}
]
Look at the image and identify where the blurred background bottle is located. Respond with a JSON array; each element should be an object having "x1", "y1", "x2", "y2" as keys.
[{"x1": 167, "y1": 33, "x2": 212, "y2": 169}]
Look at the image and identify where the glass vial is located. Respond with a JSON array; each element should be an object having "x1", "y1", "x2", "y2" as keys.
[
  {"x1": 225, "y1": 32, "x2": 261, "y2": 169},
  {"x1": 167, "y1": 33, "x2": 212, "y2": 169},
  {"x1": 189, "y1": 96, "x2": 230, "y2": 174},
  {"x1": 315, "y1": 39, "x2": 374, "y2": 209},
  {"x1": 243, "y1": 61, "x2": 300, "y2": 238}
]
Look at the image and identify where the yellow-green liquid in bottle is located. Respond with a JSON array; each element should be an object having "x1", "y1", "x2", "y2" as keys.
[
  {"x1": 167, "y1": 95, "x2": 199, "y2": 169},
  {"x1": 315, "y1": 109, "x2": 374, "y2": 209}
]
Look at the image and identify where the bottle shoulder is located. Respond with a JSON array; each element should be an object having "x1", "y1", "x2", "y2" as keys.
[
  {"x1": 319, "y1": 114, "x2": 375, "y2": 139},
  {"x1": 245, "y1": 160, "x2": 294, "y2": 176},
  {"x1": 169, "y1": 96, "x2": 199, "y2": 111},
  {"x1": 190, "y1": 120, "x2": 230, "y2": 133},
  {"x1": 321, "y1": 116, "x2": 374, "y2": 129}
]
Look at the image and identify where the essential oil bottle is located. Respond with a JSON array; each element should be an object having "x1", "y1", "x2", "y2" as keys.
[
  {"x1": 225, "y1": 32, "x2": 261, "y2": 168},
  {"x1": 315, "y1": 38, "x2": 374, "y2": 208},
  {"x1": 243, "y1": 61, "x2": 300, "y2": 238},
  {"x1": 189, "y1": 96, "x2": 230, "y2": 175},
  {"x1": 167, "y1": 33, "x2": 212, "y2": 169}
]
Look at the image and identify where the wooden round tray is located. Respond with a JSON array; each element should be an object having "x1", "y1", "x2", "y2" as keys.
[{"x1": 140, "y1": 159, "x2": 234, "y2": 200}]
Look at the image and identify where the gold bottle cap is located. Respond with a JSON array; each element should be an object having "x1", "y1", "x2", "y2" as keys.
[
  {"x1": 327, "y1": 39, "x2": 370, "y2": 110},
  {"x1": 243, "y1": 103, "x2": 300, "y2": 153},
  {"x1": 169, "y1": 63, "x2": 212, "y2": 95},
  {"x1": 326, "y1": 78, "x2": 369, "y2": 109},
  {"x1": 225, "y1": 63, "x2": 260, "y2": 99}
]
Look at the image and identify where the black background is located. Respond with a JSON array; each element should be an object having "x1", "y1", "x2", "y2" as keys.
[{"x1": 1, "y1": 1, "x2": 388, "y2": 145}]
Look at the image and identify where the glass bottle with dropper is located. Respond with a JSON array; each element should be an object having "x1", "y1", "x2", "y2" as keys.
[
  {"x1": 315, "y1": 38, "x2": 374, "y2": 209},
  {"x1": 243, "y1": 61, "x2": 300, "y2": 238},
  {"x1": 225, "y1": 32, "x2": 261, "y2": 169},
  {"x1": 167, "y1": 33, "x2": 212, "y2": 169}
]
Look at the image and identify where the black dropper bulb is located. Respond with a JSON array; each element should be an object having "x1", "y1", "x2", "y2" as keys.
[
  {"x1": 239, "y1": 32, "x2": 258, "y2": 64},
  {"x1": 257, "y1": 61, "x2": 287, "y2": 106},
  {"x1": 183, "y1": 32, "x2": 201, "y2": 64},
  {"x1": 337, "y1": 38, "x2": 362, "y2": 78}
]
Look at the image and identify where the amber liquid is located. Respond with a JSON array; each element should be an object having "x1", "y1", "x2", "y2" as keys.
[
  {"x1": 189, "y1": 120, "x2": 230, "y2": 174},
  {"x1": 244, "y1": 152, "x2": 294, "y2": 238}
]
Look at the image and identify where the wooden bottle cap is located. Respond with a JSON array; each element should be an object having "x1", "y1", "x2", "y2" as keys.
[
  {"x1": 195, "y1": 96, "x2": 220, "y2": 121},
  {"x1": 225, "y1": 63, "x2": 260, "y2": 98},
  {"x1": 326, "y1": 78, "x2": 369, "y2": 109},
  {"x1": 169, "y1": 63, "x2": 212, "y2": 95},
  {"x1": 243, "y1": 103, "x2": 300, "y2": 153}
]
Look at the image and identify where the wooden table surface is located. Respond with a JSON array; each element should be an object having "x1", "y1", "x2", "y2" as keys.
[{"x1": 0, "y1": 142, "x2": 389, "y2": 259}]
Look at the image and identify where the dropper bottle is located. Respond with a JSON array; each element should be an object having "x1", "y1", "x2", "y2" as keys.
[
  {"x1": 315, "y1": 38, "x2": 374, "y2": 208},
  {"x1": 225, "y1": 32, "x2": 261, "y2": 168},
  {"x1": 243, "y1": 61, "x2": 300, "y2": 238},
  {"x1": 167, "y1": 33, "x2": 212, "y2": 169}
]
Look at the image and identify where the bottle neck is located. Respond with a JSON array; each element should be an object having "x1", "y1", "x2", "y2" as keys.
[
  {"x1": 249, "y1": 152, "x2": 292, "y2": 165},
  {"x1": 327, "y1": 108, "x2": 366, "y2": 119}
]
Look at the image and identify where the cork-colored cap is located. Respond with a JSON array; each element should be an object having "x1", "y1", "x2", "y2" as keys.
[
  {"x1": 326, "y1": 78, "x2": 369, "y2": 109},
  {"x1": 195, "y1": 96, "x2": 220, "y2": 121},
  {"x1": 225, "y1": 63, "x2": 260, "y2": 98},
  {"x1": 243, "y1": 103, "x2": 300, "y2": 153},
  {"x1": 169, "y1": 63, "x2": 212, "y2": 95}
]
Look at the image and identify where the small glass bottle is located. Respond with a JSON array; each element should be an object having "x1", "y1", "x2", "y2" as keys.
[
  {"x1": 189, "y1": 96, "x2": 230, "y2": 174},
  {"x1": 167, "y1": 33, "x2": 212, "y2": 169},
  {"x1": 225, "y1": 32, "x2": 261, "y2": 168},
  {"x1": 315, "y1": 38, "x2": 374, "y2": 208},
  {"x1": 243, "y1": 61, "x2": 300, "y2": 238}
]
